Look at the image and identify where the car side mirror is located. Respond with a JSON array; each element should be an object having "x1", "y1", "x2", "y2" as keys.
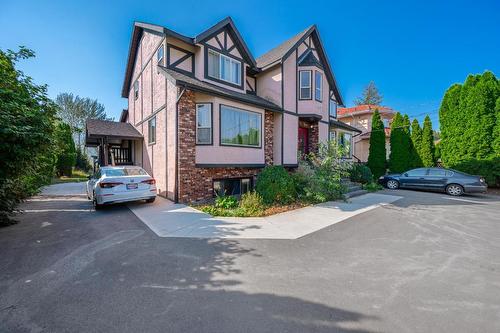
[{"x1": 404, "y1": 173, "x2": 408, "y2": 177}]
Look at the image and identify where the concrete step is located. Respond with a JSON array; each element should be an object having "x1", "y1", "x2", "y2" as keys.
[
  {"x1": 345, "y1": 189, "x2": 368, "y2": 199},
  {"x1": 347, "y1": 185, "x2": 362, "y2": 192}
]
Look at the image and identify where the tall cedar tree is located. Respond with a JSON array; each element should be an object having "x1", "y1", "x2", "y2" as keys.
[
  {"x1": 420, "y1": 115, "x2": 435, "y2": 167},
  {"x1": 367, "y1": 110, "x2": 387, "y2": 178},
  {"x1": 439, "y1": 71, "x2": 499, "y2": 166},
  {"x1": 410, "y1": 119, "x2": 423, "y2": 168},
  {"x1": 389, "y1": 113, "x2": 411, "y2": 173},
  {"x1": 493, "y1": 97, "x2": 500, "y2": 155},
  {"x1": 354, "y1": 81, "x2": 383, "y2": 105}
]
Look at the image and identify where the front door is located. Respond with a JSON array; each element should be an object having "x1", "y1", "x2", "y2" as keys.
[{"x1": 298, "y1": 127, "x2": 309, "y2": 156}]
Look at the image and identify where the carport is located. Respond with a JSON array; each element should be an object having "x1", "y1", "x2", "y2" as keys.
[{"x1": 85, "y1": 119, "x2": 143, "y2": 167}]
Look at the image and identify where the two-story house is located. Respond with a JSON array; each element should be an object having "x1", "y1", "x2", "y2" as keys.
[
  {"x1": 85, "y1": 17, "x2": 360, "y2": 203},
  {"x1": 337, "y1": 104, "x2": 395, "y2": 162}
]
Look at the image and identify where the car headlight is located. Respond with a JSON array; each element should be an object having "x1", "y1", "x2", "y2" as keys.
[{"x1": 379, "y1": 176, "x2": 384, "y2": 180}]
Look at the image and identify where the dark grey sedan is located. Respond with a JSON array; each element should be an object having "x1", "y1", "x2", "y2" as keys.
[{"x1": 378, "y1": 167, "x2": 487, "y2": 196}]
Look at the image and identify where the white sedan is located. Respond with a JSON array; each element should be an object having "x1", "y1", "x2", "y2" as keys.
[{"x1": 87, "y1": 166, "x2": 156, "y2": 209}]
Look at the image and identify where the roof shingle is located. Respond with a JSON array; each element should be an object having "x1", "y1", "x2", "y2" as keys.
[{"x1": 86, "y1": 119, "x2": 143, "y2": 139}]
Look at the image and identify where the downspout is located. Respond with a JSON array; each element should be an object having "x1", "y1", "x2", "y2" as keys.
[{"x1": 174, "y1": 87, "x2": 186, "y2": 203}]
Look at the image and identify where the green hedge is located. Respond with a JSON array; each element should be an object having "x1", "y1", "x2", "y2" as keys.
[
  {"x1": 349, "y1": 164, "x2": 373, "y2": 184},
  {"x1": 450, "y1": 157, "x2": 500, "y2": 187},
  {"x1": 255, "y1": 166, "x2": 296, "y2": 205}
]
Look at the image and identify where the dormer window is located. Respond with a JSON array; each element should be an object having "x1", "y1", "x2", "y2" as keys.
[{"x1": 207, "y1": 49, "x2": 241, "y2": 85}]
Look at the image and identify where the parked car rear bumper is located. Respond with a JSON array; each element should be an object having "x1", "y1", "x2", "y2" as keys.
[
  {"x1": 97, "y1": 190, "x2": 156, "y2": 205},
  {"x1": 463, "y1": 184, "x2": 488, "y2": 193}
]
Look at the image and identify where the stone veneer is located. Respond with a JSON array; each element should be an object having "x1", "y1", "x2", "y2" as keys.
[
  {"x1": 309, "y1": 121, "x2": 319, "y2": 154},
  {"x1": 177, "y1": 89, "x2": 274, "y2": 203}
]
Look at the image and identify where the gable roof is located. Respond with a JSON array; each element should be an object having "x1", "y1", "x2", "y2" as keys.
[
  {"x1": 121, "y1": 18, "x2": 256, "y2": 98},
  {"x1": 256, "y1": 26, "x2": 312, "y2": 69},
  {"x1": 158, "y1": 66, "x2": 281, "y2": 112},
  {"x1": 194, "y1": 17, "x2": 256, "y2": 67},
  {"x1": 86, "y1": 119, "x2": 143, "y2": 140},
  {"x1": 256, "y1": 25, "x2": 345, "y2": 106}
]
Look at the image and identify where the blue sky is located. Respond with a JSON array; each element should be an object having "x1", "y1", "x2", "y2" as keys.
[{"x1": 1, "y1": 0, "x2": 499, "y2": 127}]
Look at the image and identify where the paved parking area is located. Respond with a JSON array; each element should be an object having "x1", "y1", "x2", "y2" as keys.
[
  {"x1": 0, "y1": 187, "x2": 499, "y2": 332},
  {"x1": 128, "y1": 193, "x2": 402, "y2": 239}
]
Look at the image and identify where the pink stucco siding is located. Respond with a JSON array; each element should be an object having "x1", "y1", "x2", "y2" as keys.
[{"x1": 256, "y1": 65, "x2": 281, "y2": 107}]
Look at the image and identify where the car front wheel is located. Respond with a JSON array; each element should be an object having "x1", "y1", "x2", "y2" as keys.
[
  {"x1": 446, "y1": 184, "x2": 464, "y2": 196},
  {"x1": 386, "y1": 179, "x2": 399, "y2": 190}
]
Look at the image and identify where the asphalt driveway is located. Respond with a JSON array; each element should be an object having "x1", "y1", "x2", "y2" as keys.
[{"x1": 1, "y1": 187, "x2": 499, "y2": 332}]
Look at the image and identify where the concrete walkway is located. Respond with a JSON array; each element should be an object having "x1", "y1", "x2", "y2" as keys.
[
  {"x1": 128, "y1": 193, "x2": 402, "y2": 239},
  {"x1": 40, "y1": 182, "x2": 87, "y2": 197}
]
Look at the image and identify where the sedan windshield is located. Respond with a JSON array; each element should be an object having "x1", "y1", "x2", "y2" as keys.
[{"x1": 103, "y1": 168, "x2": 147, "y2": 177}]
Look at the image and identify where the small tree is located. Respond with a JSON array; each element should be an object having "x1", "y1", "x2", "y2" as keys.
[
  {"x1": 354, "y1": 81, "x2": 383, "y2": 105},
  {"x1": 410, "y1": 119, "x2": 423, "y2": 168},
  {"x1": 55, "y1": 123, "x2": 77, "y2": 177},
  {"x1": 367, "y1": 110, "x2": 387, "y2": 178},
  {"x1": 420, "y1": 115, "x2": 435, "y2": 167}
]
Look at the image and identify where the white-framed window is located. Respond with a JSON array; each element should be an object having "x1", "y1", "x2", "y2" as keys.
[
  {"x1": 220, "y1": 105, "x2": 261, "y2": 147},
  {"x1": 315, "y1": 71, "x2": 322, "y2": 101},
  {"x1": 338, "y1": 132, "x2": 352, "y2": 158},
  {"x1": 329, "y1": 129, "x2": 336, "y2": 141},
  {"x1": 207, "y1": 49, "x2": 241, "y2": 85},
  {"x1": 299, "y1": 70, "x2": 312, "y2": 100},
  {"x1": 157, "y1": 45, "x2": 164, "y2": 64},
  {"x1": 148, "y1": 116, "x2": 156, "y2": 144},
  {"x1": 133, "y1": 80, "x2": 139, "y2": 100},
  {"x1": 329, "y1": 98, "x2": 337, "y2": 118},
  {"x1": 196, "y1": 103, "x2": 212, "y2": 144}
]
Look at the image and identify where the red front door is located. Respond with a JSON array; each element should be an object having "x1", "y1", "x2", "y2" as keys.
[{"x1": 298, "y1": 127, "x2": 309, "y2": 155}]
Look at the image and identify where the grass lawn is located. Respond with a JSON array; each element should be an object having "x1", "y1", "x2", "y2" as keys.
[{"x1": 51, "y1": 169, "x2": 88, "y2": 184}]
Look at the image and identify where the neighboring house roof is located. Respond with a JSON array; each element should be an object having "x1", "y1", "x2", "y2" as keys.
[
  {"x1": 158, "y1": 66, "x2": 282, "y2": 112},
  {"x1": 86, "y1": 119, "x2": 143, "y2": 140},
  {"x1": 338, "y1": 104, "x2": 395, "y2": 118},
  {"x1": 358, "y1": 128, "x2": 391, "y2": 140},
  {"x1": 330, "y1": 118, "x2": 362, "y2": 133},
  {"x1": 121, "y1": 17, "x2": 256, "y2": 98},
  {"x1": 256, "y1": 25, "x2": 344, "y2": 106}
]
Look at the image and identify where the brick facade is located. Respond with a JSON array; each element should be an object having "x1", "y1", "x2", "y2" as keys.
[
  {"x1": 309, "y1": 121, "x2": 319, "y2": 154},
  {"x1": 177, "y1": 89, "x2": 273, "y2": 203},
  {"x1": 264, "y1": 111, "x2": 274, "y2": 166}
]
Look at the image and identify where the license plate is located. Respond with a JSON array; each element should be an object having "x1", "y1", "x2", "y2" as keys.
[{"x1": 126, "y1": 183, "x2": 138, "y2": 190}]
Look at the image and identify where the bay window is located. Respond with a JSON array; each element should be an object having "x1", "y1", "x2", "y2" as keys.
[
  {"x1": 315, "y1": 71, "x2": 322, "y2": 101},
  {"x1": 220, "y1": 105, "x2": 261, "y2": 147},
  {"x1": 196, "y1": 103, "x2": 212, "y2": 144},
  {"x1": 299, "y1": 70, "x2": 312, "y2": 99},
  {"x1": 207, "y1": 49, "x2": 241, "y2": 85}
]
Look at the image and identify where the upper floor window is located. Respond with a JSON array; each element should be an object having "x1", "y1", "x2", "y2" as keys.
[
  {"x1": 315, "y1": 71, "x2": 322, "y2": 101},
  {"x1": 207, "y1": 49, "x2": 241, "y2": 85},
  {"x1": 133, "y1": 80, "x2": 139, "y2": 100},
  {"x1": 329, "y1": 99, "x2": 337, "y2": 117},
  {"x1": 383, "y1": 118, "x2": 390, "y2": 128},
  {"x1": 196, "y1": 103, "x2": 212, "y2": 145},
  {"x1": 220, "y1": 105, "x2": 261, "y2": 147},
  {"x1": 148, "y1": 116, "x2": 156, "y2": 144},
  {"x1": 157, "y1": 45, "x2": 164, "y2": 64},
  {"x1": 299, "y1": 70, "x2": 312, "y2": 100}
]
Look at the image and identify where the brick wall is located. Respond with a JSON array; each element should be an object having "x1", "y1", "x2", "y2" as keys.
[
  {"x1": 264, "y1": 110, "x2": 274, "y2": 166},
  {"x1": 177, "y1": 89, "x2": 273, "y2": 203},
  {"x1": 309, "y1": 121, "x2": 319, "y2": 154}
]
